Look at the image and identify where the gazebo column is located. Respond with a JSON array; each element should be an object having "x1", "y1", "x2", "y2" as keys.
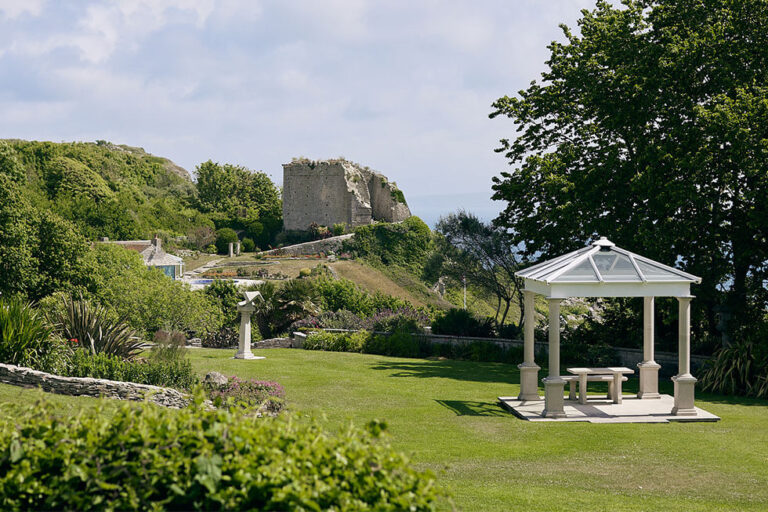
[
  {"x1": 672, "y1": 296, "x2": 697, "y2": 415},
  {"x1": 518, "y1": 290, "x2": 540, "y2": 401},
  {"x1": 542, "y1": 298, "x2": 566, "y2": 418},
  {"x1": 637, "y1": 296, "x2": 661, "y2": 399}
]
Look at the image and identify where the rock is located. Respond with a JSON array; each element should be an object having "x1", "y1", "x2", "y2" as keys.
[{"x1": 204, "y1": 371, "x2": 228, "y2": 387}]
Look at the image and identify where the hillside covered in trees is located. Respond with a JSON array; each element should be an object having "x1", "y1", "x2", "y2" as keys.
[{"x1": 0, "y1": 139, "x2": 282, "y2": 247}]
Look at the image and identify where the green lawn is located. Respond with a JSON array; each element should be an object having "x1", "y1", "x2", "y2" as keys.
[
  {"x1": 185, "y1": 349, "x2": 768, "y2": 511},
  {"x1": 2, "y1": 349, "x2": 767, "y2": 511}
]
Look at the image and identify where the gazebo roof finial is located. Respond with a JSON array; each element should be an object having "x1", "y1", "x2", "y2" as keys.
[{"x1": 592, "y1": 236, "x2": 615, "y2": 248}]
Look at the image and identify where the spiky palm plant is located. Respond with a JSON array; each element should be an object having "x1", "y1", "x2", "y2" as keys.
[
  {"x1": 0, "y1": 297, "x2": 59, "y2": 371},
  {"x1": 56, "y1": 295, "x2": 144, "y2": 360}
]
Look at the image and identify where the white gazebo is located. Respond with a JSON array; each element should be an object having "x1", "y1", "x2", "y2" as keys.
[{"x1": 514, "y1": 237, "x2": 702, "y2": 418}]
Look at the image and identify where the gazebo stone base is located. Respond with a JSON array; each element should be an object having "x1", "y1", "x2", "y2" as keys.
[
  {"x1": 542, "y1": 377, "x2": 567, "y2": 418},
  {"x1": 672, "y1": 374, "x2": 697, "y2": 415},
  {"x1": 637, "y1": 361, "x2": 662, "y2": 399},
  {"x1": 517, "y1": 363, "x2": 541, "y2": 401}
]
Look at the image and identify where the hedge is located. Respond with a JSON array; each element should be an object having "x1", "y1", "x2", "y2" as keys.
[{"x1": 0, "y1": 397, "x2": 439, "y2": 511}]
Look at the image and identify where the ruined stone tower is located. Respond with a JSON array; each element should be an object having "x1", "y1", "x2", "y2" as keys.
[{"x1": 282, "y1": 159, "x2": 411, "y2": 232}]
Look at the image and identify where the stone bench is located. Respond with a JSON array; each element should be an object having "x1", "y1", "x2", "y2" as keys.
[{"x1": 562, "y1": 374, "x2": 628, "y2": 403}]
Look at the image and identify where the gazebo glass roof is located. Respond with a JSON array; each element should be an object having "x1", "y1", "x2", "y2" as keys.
[{"x1": 516, "y1": 237, "x2": 701, "y2": 284}]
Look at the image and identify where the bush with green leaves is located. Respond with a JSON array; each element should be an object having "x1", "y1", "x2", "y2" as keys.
[
  {"x1": 201, "y1": 326, "x2": 240, "y2": 348},
  {"x1": 54, "y1": 294, "x2": 144, "y2": 360},
  {"x1": 344, "y1": 217, "x2": 432, "y2": 271},
  {"x1": 84, "y1": 244, "x2": 223, "y2": 337},
  {"x1": 204, "y1": 279, "x2": 241, "y2": 326},
  {"x1": 313, "y1": 277, "x2": 416, "y2": 318},
  {"x1": 0, "y1": 398, "x2": 439, "y2": 511},
  {"x1": 215, "y1": 227, "x2": 239, "y2": 255},
  {"x1": 304, "y1": 329, "x2": 525, "y2": 364},
  {"x1": 0, "y1": 297, "x2": 67, "y2": 373},
  {"x1": 241, "y1": 237, "x2": 255, "y2": 252},
  {"x1": 304, "y1": 330, "x2": 371, "y2": 353},
  {"x1": 431, "y1": 308, "x2": 495, "y2": 338},
  {"x1": 66, "y1": 350, "x2": 198, "y2": 390},
  {"x1": 252, "y1": 280, "x2": 320, "y2": 338},
  {"x1": 700, "y1": 322, "x2": 768, "y2": 399}
]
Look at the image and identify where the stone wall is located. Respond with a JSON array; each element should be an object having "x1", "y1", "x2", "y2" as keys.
[
  {"x1": 260, "y1": 233, "x2": 354, "y2": 256},
  {"x1": 0, "y1": 363, "x2": 191, "y2": 408},
  {"x1": 253, "y1": 337, "x2": 296, "y2": 349},
  {"x1": 282, "y1": 159, "x2": 410, "y2": 231}
]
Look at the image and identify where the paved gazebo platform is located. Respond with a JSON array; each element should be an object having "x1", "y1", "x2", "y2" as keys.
[{"x1": 499, "y1": 395, "x2": 720, "y2": 423}]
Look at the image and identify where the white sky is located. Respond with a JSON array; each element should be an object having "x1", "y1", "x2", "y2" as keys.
[{"x1": 0, "y1": 0, "x2": 596, "y2": 226}]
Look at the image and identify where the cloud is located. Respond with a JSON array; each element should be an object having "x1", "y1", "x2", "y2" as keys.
[
  {"x1": 0, "y1": 0, "x2": 45, "y2": 20},
  {"x1": 0, "y1": 0, "x2": 599, "y2": 214}
]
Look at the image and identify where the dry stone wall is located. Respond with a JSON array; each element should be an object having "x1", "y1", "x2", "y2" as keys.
[
  {"x1": 282, "y1": 159, "x2": 411, "y2": 231},
  {"x1": 0, "y1": 363, "x2": 191, "y2": 408}
]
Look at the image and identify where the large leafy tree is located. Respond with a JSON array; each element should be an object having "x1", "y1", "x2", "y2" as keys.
[
  {"x1": 491, "y1": 0, "x2": 768, "y2": 335},
  {"x1": 195, "y1": 160, "x2": 283, "y2": 245}
]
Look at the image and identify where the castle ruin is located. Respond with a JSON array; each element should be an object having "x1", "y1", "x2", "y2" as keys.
[{"x1": 282, "y1": 159, "x2": 411, "y2": 231}]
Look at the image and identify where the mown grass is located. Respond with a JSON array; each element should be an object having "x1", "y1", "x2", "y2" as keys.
[
  {"x1": 2, "y1": 349, "x2": 765, "y2": 511},
  {"x1": 185, "y1": 349, "x2": 768, "y2": 511}
]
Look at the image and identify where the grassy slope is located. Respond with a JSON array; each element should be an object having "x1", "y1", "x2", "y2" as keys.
[
  {"x1": 184, "y1": 349, "x2": 768, "y2": 512},
  {"x1": 329, "y1": 260, "x2": 437, "y2": 308},
  {"x1": 1, "y1": 350, "x2": 766, "y2": 510}
]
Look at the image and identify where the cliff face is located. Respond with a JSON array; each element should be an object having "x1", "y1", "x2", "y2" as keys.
[{"x1": 282, "y1": 159, "x2": 411, "y2": 231}]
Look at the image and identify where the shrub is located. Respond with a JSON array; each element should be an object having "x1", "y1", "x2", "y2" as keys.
[
  {"x1": 0, "y1": 297, "x2": 66, "y2": 373},
  {"x1": 201, "y1": 326, "x2": 240, "y2": 348},
  {"x1": 150, "y1": 330, "x2": 187, "y2": 363},
  {"x1": 0, "y1": 398, "x2": 438, "y2": 510},
  {"x1": 298, "y1": 267, "x2": 311, "y2": 278},
  {"x1": 700, "y1": 322, "x2": 768, "y2": 398},
  {"x1": 215, "y1": 228, "x2": 238, "y2": 254},
  {"x1": 290, "y1": 310, "x2": 364, "y2": 332},
  {"x1": 204, "y1": 279, "x2": 241, "y2": 326},
  {"x1": 304, "y1": 330, "x2": 370, "y2": 353},
  {"x1": 366, "y1": 307, "x2": 430, "y2": 333},
  {"x1": 241, "y1": 237, "x2": 255, "y2": 252},
  {"x1": 54, "y1": 295, "x2": 144, "y2": 360},
  {"x1": 205, "y1": 376, "x2": 286, "y2": 414},
  {"x1": 344, "y1": 217, "x2": 432, "y2": 270},
  {"x1": 252, "y1": 280, "x2": 320, "y2": 339},
  {"x1": 84, "y1": 244, "x2": 224, "y2": 337},
  {"x1": 314, "y1": 277, "x2": 373, "y2": 315},
  {"x1": 431, "y1": 308, "x2": 495, "y2": 338},
  {"x1": 66, "y1": 350, "x2": 198, "y2": 390}
]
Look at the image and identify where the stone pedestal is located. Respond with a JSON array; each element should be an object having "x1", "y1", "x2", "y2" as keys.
[
  {"x1": 518, "y1": 363, "x2": 541, "y2": 401},
  {"x1": 672, "y1": 374, "x2": 697, "y2": 415},
  {"x1": 637, "y1": 361, "x2": 662, "y2": 399},
  {"x1": 542, "y1": 376, "x2": 566, "y2": 418},
  {"x1": 236, "y1": 242, "x2": 241, "y2": 256},
  {"x1": 228, "y1": 242, "x2": 234, "y2": 258},
  {"x1": 234, "y1": 295, "x2": 265, "y2": 360}
]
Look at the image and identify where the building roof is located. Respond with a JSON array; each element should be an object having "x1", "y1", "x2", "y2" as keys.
[
  {"x1": 140, "y1": 244, "x2": 183, "y2": 266},
  {"x1": 516, "y1": 237, "x2": 701, "y2": 298},
  {"x1": 101, "y1": 237, "x2": 182, "y2": 267}
]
